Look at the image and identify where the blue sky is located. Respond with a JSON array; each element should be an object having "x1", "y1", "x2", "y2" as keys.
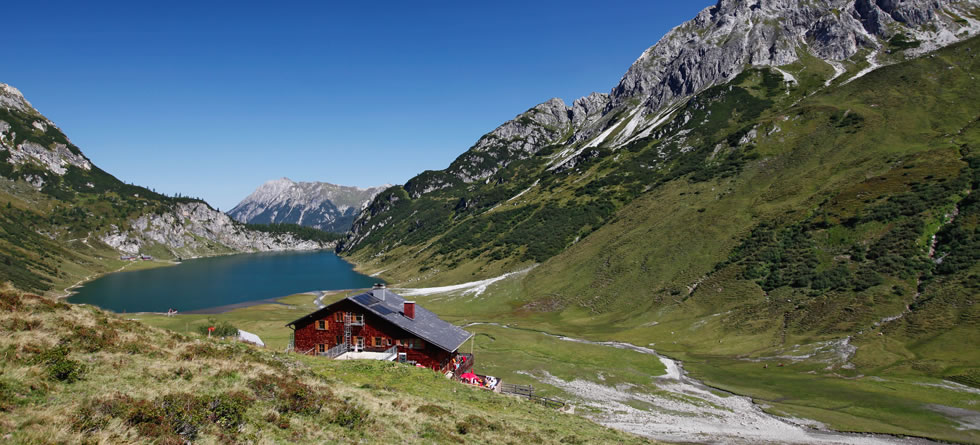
[{"x1": 4, "y1": 1, "x2": 714, "y2": 210}]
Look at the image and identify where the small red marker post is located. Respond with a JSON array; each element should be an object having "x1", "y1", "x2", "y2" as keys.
[{"x1": 208, "y1": 326, "x2": 215, "y2": 338}]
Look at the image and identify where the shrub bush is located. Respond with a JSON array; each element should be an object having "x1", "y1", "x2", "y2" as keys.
[
  {"x1": 248, "y1": 373, "x2": 331, "y2": 416},
  {"x1": 416, "y1": 404, "x2": 451, "y2": 417},
  {"x1": 331, "y1": 400, "x2": 370, "y2": 429},
  {"x1": 207, "y1": 391, "x2": 252, "y2": 430},
  {"x1": 34, "y1": 344, "x2": 85, "y2": 383},
  {"x1": 197, "y1": 319, "x2": 238, "y2": 338},
  {"x1": 455, "y1": 414, "x2": 499, "y2": 435}
]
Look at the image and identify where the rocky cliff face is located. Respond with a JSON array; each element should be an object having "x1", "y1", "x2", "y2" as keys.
[
  {"x1": 606, "y1": 0, "x2": 979, "y2": 119},
  {"x1": 342, "y1": 0, "x2": 980, "y2": 254},
  {"x1": 228, "y1": 178, "x2": 387, "y2": 232},
  {"x1": 0, "y1": 84, "x2": 93, "y2": 189},
  {"x1": 101, "y1": 202, "x2": 325, "y2": 256}
]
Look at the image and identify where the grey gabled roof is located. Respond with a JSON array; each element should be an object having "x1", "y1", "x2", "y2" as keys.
[{"x1": 288, "y1": 289, "x2": 472, "y2": 353}]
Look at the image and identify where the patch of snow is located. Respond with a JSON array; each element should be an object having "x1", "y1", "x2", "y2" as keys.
[
  {"x1": 508, "y1": 179, "x2": 539, "y2": 202},
  {"x1": 772, "y1": 67, "x2": 798, "y2": 84},
  {"x1": 394, "y1": 266, "x2": 536, "y2": 297},
  {"x1": 843, "y1": 49, "x2": 881, "y2": 85},
  {"x1": 622, "y1": 105, "x2": 679, "y2": 146},
  {"x1": 825, "y1": 61, "x2": 846, "y2": 87},
  {"x1": 610, "y1": 103, "x2": 650, "y2": 146}
]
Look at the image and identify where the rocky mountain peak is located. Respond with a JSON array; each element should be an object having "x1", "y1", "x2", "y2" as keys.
[
  {"x1": 1, "y1": 82, "x2": 92, "y2": 186},
  {"x1": 611, "y1": 0, "x2": 978, "y2": 114},
  {"x1": 403, "y1": 0, "x2": 979, "y2": 194},
  {"x1": 571, "y1": 92, "x2": 611, "y2": 128},
  {"x1": 254, "y1": 177, "x2": 299, "y2": 197},
  {"x1": 228, "y1": 179, "x2": 387, "y2": 232},
  {"x1": 0, "y1": 83, "x2": 34, "y2": 113},
  {"x1": 343, "y1": 0, "x2": 980, "y2": 256}
]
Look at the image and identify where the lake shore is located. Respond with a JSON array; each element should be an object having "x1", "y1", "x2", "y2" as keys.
[
  {"x1": 66, "y1": 250, "x2": 375, "y2": 313},
  {"x1": 57, "y1": 259, "x2": 177, "y2": 300}
]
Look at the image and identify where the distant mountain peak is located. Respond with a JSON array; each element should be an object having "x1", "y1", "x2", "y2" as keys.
[{"x1": 228, "y1": 179, "x2": 388, "y2": 232}]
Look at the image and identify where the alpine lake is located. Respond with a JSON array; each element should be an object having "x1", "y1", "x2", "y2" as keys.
[{"x1": 68, "y1": 250, "x2": 379, "y2": 313}]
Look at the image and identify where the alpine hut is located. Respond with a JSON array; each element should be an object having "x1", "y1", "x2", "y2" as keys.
[{"x1": 286, "y1": 284, "x2": 474, "y2": 373}]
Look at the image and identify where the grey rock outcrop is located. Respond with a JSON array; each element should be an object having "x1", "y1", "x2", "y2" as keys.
[
  {"x1": 606, "y1": 0, "x2": 979, "y2": 135},
  {"x1": 4, "y1": 141, "x2": 92, "y2": 177},
  {"x1": 101, "y1": 202, "x2": 329, "y2": 256},
  {"x1": 0, "y1": 84, "x2": 33, "y2": 113},
  {"x1": 571, "y1": 93, "x2": 611, "y2": 128},
  {"x1": 1, "y1": 83, "x2": 92, "y2": 183}
]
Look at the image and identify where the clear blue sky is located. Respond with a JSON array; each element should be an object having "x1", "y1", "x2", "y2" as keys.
[{"x1": 4, "y1": 1, "x2": 714, "y2": 210}]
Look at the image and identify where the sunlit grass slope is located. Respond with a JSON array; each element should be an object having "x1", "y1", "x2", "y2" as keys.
[{"x1": 0, "y1": 289, "x2": 650, "y2": 444}]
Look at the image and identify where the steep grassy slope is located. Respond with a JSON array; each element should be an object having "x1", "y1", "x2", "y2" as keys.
[
  {"x1": 341, "y1": 67, "x2": 799, "y2": 286},
  {"x1": 340, "y1": 36, "x2": 980, "y2": 443},
  {"x1": 340, "y1": 3, "x2": 980, "y2": 288},
  {"x1": 0, "y1": 289, "x2": 647, "y2": 444},
  {"x1": 519, "y1": 35, "x2": 980, "y2": 349}
]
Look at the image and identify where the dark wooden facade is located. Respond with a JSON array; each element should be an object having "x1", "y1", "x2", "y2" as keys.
[{"x1": 291, "y1": 299, "x2": 453, "y2": 370}]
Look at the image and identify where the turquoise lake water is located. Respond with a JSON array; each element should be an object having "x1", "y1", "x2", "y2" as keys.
[{"x1": 67, "y1": 250, "x2": 378, "y2": 313}]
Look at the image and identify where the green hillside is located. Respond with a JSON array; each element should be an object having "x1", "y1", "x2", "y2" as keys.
[
  {"x1": 0, "y1": 102, "x2": 212, "y2": 294},
  {"x1": 339, "y1": 37, "x2": 980, "y2": 442},
  {"x1": 0, "y1": 289, "x2": 645, "y2": 444},
  {"x1": 0, "y1": 101, "x2": 336, "y2": 296}
]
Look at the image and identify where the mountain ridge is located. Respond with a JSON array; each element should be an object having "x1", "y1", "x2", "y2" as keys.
[
  {"x1": 339, "y1": 0, "x2": 980, "y2": 263},
  {"x1": 228, "y1": 178, "x2": 387, "y2": 233},
  {"x1": 0, "y1": 83, "x2": 332, "y2": 294}
]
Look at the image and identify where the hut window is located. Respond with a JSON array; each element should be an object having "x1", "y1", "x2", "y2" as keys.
[
  {"x1": 386, "y1": 338, "x2": 392, "y2": 346},
  {"x1": 334, "y1": 312, "x2": 342, "y2": 322},
  {"x1": 318, "y1": 344, "x2": 326, "y2": 353},
  {"x1": 316, "y1": 320, "x2": 327, "y2": 330},
  {"x1": 335, "y1": 335, "x2": 341, "y2": 345},
  {"x1": 374, "y1": 337, "x2": 383, "y2": 347}
]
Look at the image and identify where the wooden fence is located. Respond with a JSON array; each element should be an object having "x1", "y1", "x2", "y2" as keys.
[
  {"x1": 499, "y1": 383, "x2": 534, "y2": 397},
  {"x1": 499, "y1": 383, "x2": 565, "y2": 409}
]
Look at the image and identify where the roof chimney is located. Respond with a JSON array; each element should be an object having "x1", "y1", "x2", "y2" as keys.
[
  {"x1": 403, "y1": 301, "x2": 415, "y2": 320},
  {"x1": 372, "y1": 283, "x2": 386, "y2": 300}
]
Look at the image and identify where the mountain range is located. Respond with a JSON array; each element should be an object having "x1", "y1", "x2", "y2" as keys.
[
  {"x1": 332, "y1": 1, "x2": 980, "y2": 441},
  {"x1": 339, "y1": 0, "x2": 980, "y2": 278},
  {"x1": 228, "y1": 178, "x2": 387, "y2": 233}
]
